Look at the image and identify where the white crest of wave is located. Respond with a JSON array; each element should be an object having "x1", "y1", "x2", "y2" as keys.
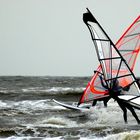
[
  {"x1": 13, "y1": 100, "x2": 53, "y2": 111},
  {"x1": 0, "y1": 136, "x2": 99, "y2": 140},
  {"x1": 22, "y1": 87, "x2": 85, "y2": 94},
  {"x1": 104, "y1": 130, "x2": 140, "y2": 140},
  {"x1": 0, "y1": 100, "x2": 7, "y2": 108},
  {"x1": 0, "y1": 100, "x2": 53, "y2": 111},
  {"x1": 36, "y1": 116, "x2": 77, "y2": 128},
  {"x1": 46, "y1": 87, "x2": 85, "y2": 93}
]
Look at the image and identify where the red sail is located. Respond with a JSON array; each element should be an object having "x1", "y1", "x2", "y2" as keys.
[{"x1": 79, "y1": 12, "x2": 140, "y2": 104}]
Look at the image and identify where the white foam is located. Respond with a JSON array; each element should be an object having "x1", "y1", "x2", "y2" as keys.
[
  {"x1": 79, "y1": 99, "x2": 140, "y2": 127},
  {"x1": 0, "y1": 99, "x2": 54, "y2": 111},
  {"x1": 104, "y1": 130, "x2": 140, "y2": 140},
  {"x1": 32, "y1": 116, "x2": 78, "y2": 128},
  {"x1": 0, "y1": 99, "x2": 74, "y2": 112},
  {"x1": 22, "y1": 87, "x2": 84, "y2": 94},
  {"x1": 0, "y1": 100, "x2": 7, "y2": 108},
  {"x1": 0, "y1": 136, "x2": 92, "y2": 140},
  {"x1": 13, "y1": 100, "x2": 53, "y2": 111},
  {"x1": 0, "y1": 136, "x2": 105, "y2": 140},
  {"x1": 0, "y1": 130, "x2": 140, "y2": 140}
]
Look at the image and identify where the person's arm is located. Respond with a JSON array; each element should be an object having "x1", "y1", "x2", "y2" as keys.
[
  {"x1": 123, "y1": 85, "x2": 130, "y2": 91},
  {"x1": 122, "y1": 82, "x2": 135, "y2": 91},
  {"x1": 99, "y1": 75, "x2": 108, "y2": 89}
]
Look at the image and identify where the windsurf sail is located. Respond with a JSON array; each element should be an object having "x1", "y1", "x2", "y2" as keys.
[
  {"x1": 116, "y1": 15, "x2": 140, "y2": 71},
  {"x1": 78, "y1": 9, "x2": 140, "y2": 105}
]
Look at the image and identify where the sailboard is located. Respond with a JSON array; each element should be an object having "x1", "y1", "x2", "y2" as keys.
[
  {"x1": 78, "y1": 8, "x2": 140, "y2": 109},
  {"x1": 53, "y1": 99, "x2": 90, "y2": 111}
]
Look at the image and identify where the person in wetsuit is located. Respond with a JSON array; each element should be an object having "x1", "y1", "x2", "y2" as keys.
[
  {"x1": 99, "y1": 75, "x2": 140, "y2": 124},
  {"x1": 92, "y1": 74, "x2": 130, "y2": 107}
]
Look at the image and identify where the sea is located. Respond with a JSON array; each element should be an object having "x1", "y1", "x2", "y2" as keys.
[{"x1": 0, "y1": 76, "x2": 140, "y2": 140}]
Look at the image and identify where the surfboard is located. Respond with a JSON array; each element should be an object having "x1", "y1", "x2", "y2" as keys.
[{"x1": 53, "y1": 99, "x2": 90, "y2": 111}]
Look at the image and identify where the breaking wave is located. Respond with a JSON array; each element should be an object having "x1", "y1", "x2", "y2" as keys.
[{"x1": 22, "y1": 87, "x2": 85, "y2": 95}]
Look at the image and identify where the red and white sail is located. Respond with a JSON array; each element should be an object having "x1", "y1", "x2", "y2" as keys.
[{"x1": 79, "y1": 9, "x2": 140, "y2": 105}]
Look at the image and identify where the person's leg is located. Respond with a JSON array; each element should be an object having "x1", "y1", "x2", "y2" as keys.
[
  {"x1": 122, "y1": 107, "x2": 127, "y2": 123},
  {"x1": 103, "y1": 100, "x2": 107, "y2": 107},
  {"x1": 103, "y1": 97, "x2": 111, "y2": 107},
  {"x1": 117, "y1": 101, "x2": 127, "y2": 123},
  {"x1": 92, "y1": 100, "x2": 97, "y2": 106},
  {"x1": 126, "y1": 105, "x2": 140, "y2": 124}
]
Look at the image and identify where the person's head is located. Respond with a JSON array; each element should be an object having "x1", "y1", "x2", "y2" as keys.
[{"x1": 112, "y1": 79, "x2": 119, "y2": 87}]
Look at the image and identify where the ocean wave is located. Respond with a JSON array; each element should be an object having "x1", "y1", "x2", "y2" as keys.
[
  {"x1": 22, "y1": 87, "x2": 85, "y2": 94},
  {"x1": 104, "y1": 130, "x2": 140, "y2": 140},
  {"x1": 0, "y1": 99, "x2": 53, "y2": 111},
  {"x1": 0, "y1": 87, "x2": 84, "y2": 101},
  {"x1": 37, "y1": 116, "x2": 78, "y2": 128},
  {"x1": 1, "y1": 130, "x2": 140, "y2": 140},
  {"x1": 0, "y1": 136, "x2": 92, "y2": 140},
  {"x1": 0, "y1": 90, "x2": 18, "y2": 94},
  {"x1": 0, "y1": 99, "x2": 73, "y2": 112},
  {"x1": 0, "y1": 98, "x2": 140, "y2": 139},
  {"x1": 0, "y1": 87, "x2": 84, "y2": 95}
]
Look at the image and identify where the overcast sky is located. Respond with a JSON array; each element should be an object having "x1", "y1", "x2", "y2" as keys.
[{"x1": 0, "y1": 0, "x2": 140, "y2": 76}]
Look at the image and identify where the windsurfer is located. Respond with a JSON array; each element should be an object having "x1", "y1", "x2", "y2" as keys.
[{"x1": 99, "y1": 75, "x2": 140, "y2": 124}]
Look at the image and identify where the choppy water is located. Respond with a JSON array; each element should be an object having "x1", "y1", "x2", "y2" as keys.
[{"x1": 0, "y1": 76, "x2": 140, "y2": 140}]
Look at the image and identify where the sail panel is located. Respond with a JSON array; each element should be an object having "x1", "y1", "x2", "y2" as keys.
[
  {"x1": 88, "y1": 22, "x2": 108, "y2": 40},
  {"x1": 116, "y1": 16, "x2": 140, "y2": 71}
]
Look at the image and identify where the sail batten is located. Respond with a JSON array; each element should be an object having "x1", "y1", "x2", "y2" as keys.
[
  {"x1": 99, "y1": 57, "x2": 121, "y2": 61},
  {"x1": 124, "y1": 33, "x2": 140, "y2": 38}
]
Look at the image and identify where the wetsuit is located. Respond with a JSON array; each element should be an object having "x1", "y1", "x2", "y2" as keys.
[{"x1": 92, "y1": 96, "x2": 110, "y2": 107}]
